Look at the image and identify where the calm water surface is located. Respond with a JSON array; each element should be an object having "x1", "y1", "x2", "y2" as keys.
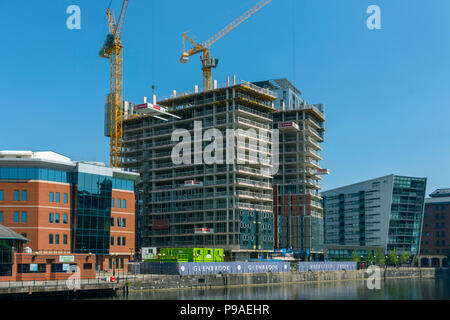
[{"x1": 104, "y1": 274, "x2": 450, "y2": 300}]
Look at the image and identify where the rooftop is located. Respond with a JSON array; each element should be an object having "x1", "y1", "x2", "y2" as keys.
[
  {"x1": 430, "y1": 188, "x2": 450, "y2": 198},
  {"x1": 252, "y1": 78, "x2": 302, "y2": 96},
  {"x1": 0, "y1": 224, "x2": 29, "y2": 242},
  {"x1": 0, "y1": 151, "x2": 71, "y2": 163},
  {"x1": 0, "y1": 150, "x2": 139, "y2": 180},
  {"x1": 157, "y1": 79, "x2": 278, "y2": 106}
]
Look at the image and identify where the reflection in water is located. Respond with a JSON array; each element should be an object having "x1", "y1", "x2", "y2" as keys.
[{"x1": 104, "y1": 274, "x2": 450, "y2": 300}]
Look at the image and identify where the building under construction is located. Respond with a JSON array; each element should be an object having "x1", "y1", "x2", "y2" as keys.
[
  {"x1": 253, "y1": 79, "x2": 326, "y2": 260},
  {"x1": 116, "y1": 77, "x2": 326, "y2": 261},
  {"x1": 121, "y1": 78, "x2": 277, "y2": 260}
]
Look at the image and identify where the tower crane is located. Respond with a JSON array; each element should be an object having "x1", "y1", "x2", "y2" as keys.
[
  {"x1": 99, "y1": 0, "x2": 129, "y2": 168},
  {"x1": 180, "y1": 0, "x2": 272, "y2": 91}
]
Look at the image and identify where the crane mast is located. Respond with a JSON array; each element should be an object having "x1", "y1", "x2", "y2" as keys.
[
  {"x1": 180, "y1": 0, "x2": 272, "y2": 91},
  {"x1": 99, "y1": 0, "x2": 129, "y2": 168}
]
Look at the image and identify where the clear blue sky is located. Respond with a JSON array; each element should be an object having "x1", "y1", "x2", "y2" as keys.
[{"x1": 0, "y1": 0, "x2": 449, "y2": 195}]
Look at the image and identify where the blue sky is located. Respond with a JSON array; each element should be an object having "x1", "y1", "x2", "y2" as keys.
[{"x1": 0, "y1": 0, "x2": 449, "y2": 195}]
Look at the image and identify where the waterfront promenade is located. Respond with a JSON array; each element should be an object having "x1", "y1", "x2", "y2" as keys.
[{"x1": 0, "y1": 267, "x2": 439, "y2": 299}]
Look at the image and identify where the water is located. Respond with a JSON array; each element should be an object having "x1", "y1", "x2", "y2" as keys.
[{"x1": 104, "y1": 274, "x2": 450, "y2": 300}]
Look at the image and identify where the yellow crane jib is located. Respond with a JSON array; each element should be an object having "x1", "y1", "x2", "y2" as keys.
[
  {"x1": 180, "y1": 0, "x2": 272, "y2": 91},
  {"x1": 99, "y1": 0, "x2": 129, "y2": 168}
]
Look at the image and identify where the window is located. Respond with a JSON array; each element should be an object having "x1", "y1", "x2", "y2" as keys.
[
  {"x1": 123, "y1": 199, "x2": 126, "y2": 209},
  {"x1": 55, "y1": 192, "x2": 60, "y2": 203},
  {"x1": 17, "y1": 264, "x2": 46, "y2": 274},
  {"x1": 63, "y1": 214, "x2": 68, "y2": 224},
  {"x1": 120, "y1": 258, "x2": 124, "y2": 269},
  {"x1": 0, "y1": 190, "x2": 3, "y2": 201},
  {"x1": 111, "y1": 237, "x2": 114, "y2": 246},
  {"x1": 49, "y1": 192, "x2": 54, "y2": 203},
  {"x1": 122, "y1": 218, "x2": 126, "y2": 228},
  {"x1": 442, "y1": 222, "x2": 446, "y2": 228},
  {"x1": 49, "y1": 234, "x2": 54, "y2": 244},
  {"x1": 83, "y1": 263, "x2": 93, "y2": 270},
  {"x1": 51, "y1": 264, "x2": 76, "y2": 273},
  {"x1": 64, "y1": 193, "x2": 68, "y2": 204},
  {"x1": 110, "y1": 218, "x2": 114, "y2": 227},
  {"x1": 63, "y1": 234, "x2": 68, "y2": 245},
  {"x1": 55, "y1": 234, "x2": 60, "y2": 245},
  {"x1": 0, "y1": 212, "x2": 3, "y2": 223},
  {"x1": 21, "y1": 212, "x2": 27, "y2": 223},
  {"x1": 118, "y1": 199, "x2": 122, "y2": 208},
  {"x1": 55, "y1": 213, "x2": 60, "y2": 224},
  {"x1": 117, "y1": 218, "x2": 121, "y2": 227},
  {"x1": 14, "y1": 190, "x2": 20, "y2": 201},
  {"x1": 49, "y1": 213, "x2": 54, "y2": 223},
  {"x1": 112, "y1": 198, "x2": 115, "y2": 208},
  {"x1": 122, "y1": 237, "x2": 126, "y2": 246},
  {"x1": 21, "y1": 190, "x2": 27, "y2": 201},
  {"x1": 13, "y1": 212, "x2": 20, "y2": 223},
  {"x1": 117, "y1": 237, "x2": 121, "y2": 246}
]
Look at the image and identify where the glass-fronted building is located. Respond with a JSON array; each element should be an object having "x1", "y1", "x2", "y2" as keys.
[{"x1": 322, "y1": 175, "x2": 427, "y2": 255}]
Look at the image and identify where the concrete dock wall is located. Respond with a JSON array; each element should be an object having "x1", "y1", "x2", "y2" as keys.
[{"x1": 127, "y1": 267, "x2": 437, "y2": 292}]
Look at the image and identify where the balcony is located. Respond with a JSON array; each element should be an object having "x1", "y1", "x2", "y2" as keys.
[{"x1": 236, "y1": 116, "x2": 271, "y2": 131}]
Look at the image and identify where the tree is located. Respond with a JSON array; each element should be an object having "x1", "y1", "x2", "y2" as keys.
[
  {"x1": 386, "y1": 249, "x2": 399, "y2": 267},
  {"x1": 375, "y1": 248, "x2": 385, "y2": 265},
  {"x1": 399, "y1": 252, "x2": 410, "y2": 266},
  {"x1": 351, "y1": 250, "x2": 361, "y2": 262},
  {"x1": 366, "y1": 252, "x2": 375, "y2": 265}
]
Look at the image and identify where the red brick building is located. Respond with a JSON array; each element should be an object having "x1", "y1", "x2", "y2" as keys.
[
  {"x1": 420, "y1": 189, "x2": 450, "y2": 263},
  {"x1": 0, "y1": 224, "x2": 96, "y2": 281},
  {"x1": 0, "y1": 151, "x2": 138, "y2": 278}
]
